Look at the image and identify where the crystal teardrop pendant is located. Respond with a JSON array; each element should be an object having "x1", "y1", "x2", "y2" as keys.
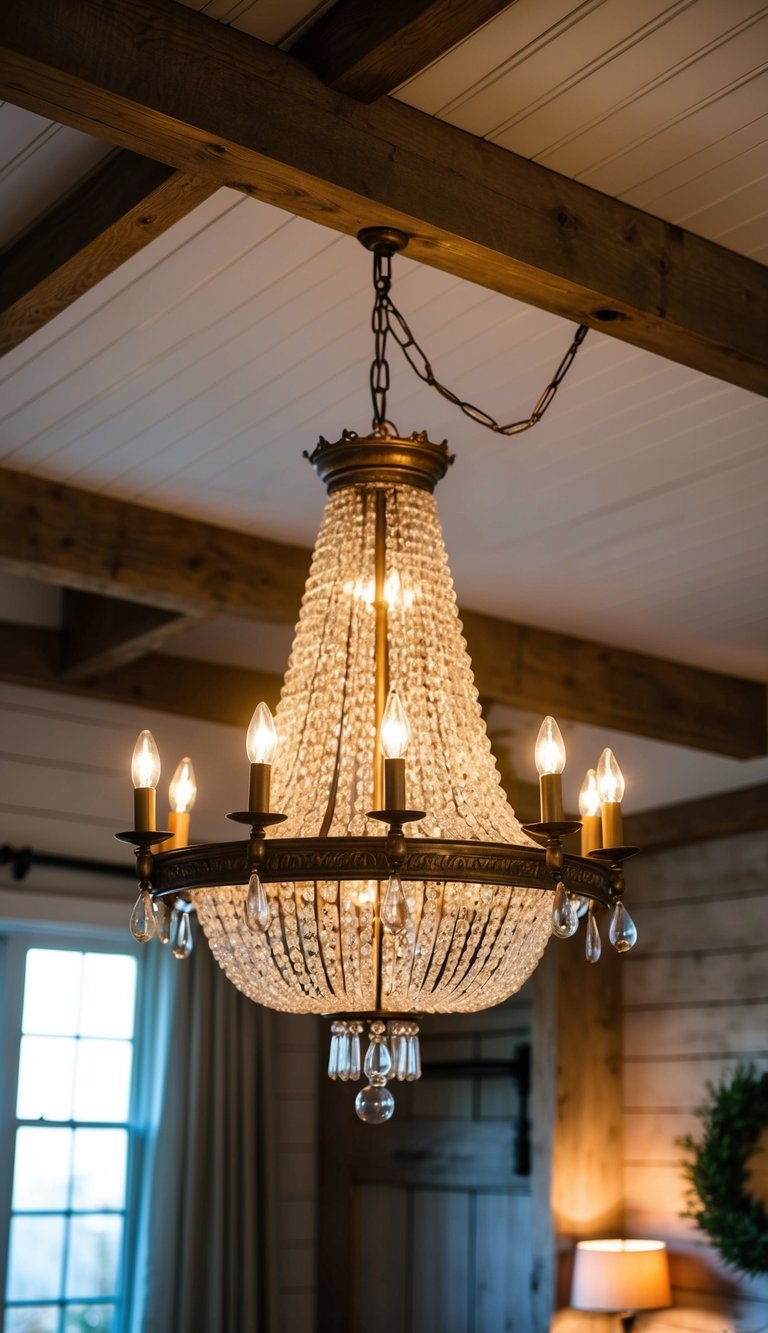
[
  {"x1": 154, "y1": 897, "x2": 172, "y2": 945},
  {"x1": 171, "y1": 909, "x2": 193, "y2": 959},
  {"x1": 363, "y1": 1032, "x2": 393, "y2": 1082},
  {"x1": 337, "y1": 1029, "x2": 352, "y2": 1081},
  {"x1": 348, "y1": 1025, "x2": 362, "y2": 1081},
  {"x1": 129, "y1": 888, "x2": 156, "y2": 943},
  {"x1": 245, "y1": 871, "x2": 270, "y2": 931},
  {"x1": 585, "y1": 910, "x2": 602, "y2": 964},
  {"x1": 380, "y1": 873, "x2": 408, "y2": 933},
  {"x1": 609, "y1": 899, "x2": 638, "y2": 952},
  {"x1": 328, "y1": 1023, "x2": 341, "y2": 1079},
  {"x1": 551, "y1": 881, "x2": 578, "y2": 939}
]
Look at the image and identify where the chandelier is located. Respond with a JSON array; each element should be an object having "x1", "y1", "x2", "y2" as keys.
[{"x1": 119, "y1": 229, "x2": 638, "y2": 1123}]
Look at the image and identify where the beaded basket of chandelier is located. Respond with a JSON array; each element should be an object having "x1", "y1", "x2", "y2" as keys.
[
  {"x1": 131, "y1": 428, "x2": 631, "y2": 1123},
  {"x1": 193, "y1": 441, "x2": 553, "y2": 1014}
]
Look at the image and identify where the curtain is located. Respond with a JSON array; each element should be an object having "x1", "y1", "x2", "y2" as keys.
[{"x1": 133, "y1": 925, "x2": 279, "y2": 1333}]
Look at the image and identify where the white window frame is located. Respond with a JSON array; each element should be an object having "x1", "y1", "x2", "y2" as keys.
[{"x1": 0, "y1": 903, "x2": 150, "y2": 1333}]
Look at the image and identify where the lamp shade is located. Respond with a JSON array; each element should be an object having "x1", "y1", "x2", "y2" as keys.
[{"x1": 571, "y1": 1240, "x2": 671, "y2": 1312}]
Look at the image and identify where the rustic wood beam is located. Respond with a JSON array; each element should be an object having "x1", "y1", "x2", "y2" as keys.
[
  {"x1": 0, "y1": 621, "x2": 281, "y2": 723},
  {"x1": 60, "y1": 590, "x2": 210, "y2": 683},
  {"x1": 0, "y1": 468, "x2": 310, "y2": 622},
  {"x1": 624, "y1": 783, "x2": 768, "y2": 852},
  {"x1": 1, "y1": 0, "x2": 765, "y2": 393},
  {"x1": 0, "y1": 469, "x2": 764, "y2": 757},
  {"x1": 0, "y1": 150, "x2": 216, "y2": 355},
  {"x1": 461, "y1": 607, "x2": 767, "y2": 761},
  {"x1": 292, "y1": 0, "x2": 514, "y2": 102}
]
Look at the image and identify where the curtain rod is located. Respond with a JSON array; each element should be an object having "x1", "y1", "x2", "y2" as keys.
[{"x1": 0, "y1": 843, "x2": 135, "y2": 882}]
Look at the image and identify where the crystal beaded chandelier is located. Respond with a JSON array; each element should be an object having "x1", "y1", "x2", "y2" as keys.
[{"x1": 120, "y1": 229, "x2": 638, "y2": 1123}]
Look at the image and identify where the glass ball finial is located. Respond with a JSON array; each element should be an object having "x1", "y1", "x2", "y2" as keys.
[{"x1": 355, "y1": 1084, "x2": 395, "y2": 1124}]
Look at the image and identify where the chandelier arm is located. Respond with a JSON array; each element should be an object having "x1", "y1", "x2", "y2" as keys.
[{"x1": 384, "y1": 292, "x2": 589, "y2": 436}]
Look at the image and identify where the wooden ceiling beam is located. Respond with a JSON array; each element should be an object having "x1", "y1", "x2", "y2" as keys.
[
  {"x1": 0, "y1": 468, "x2": 310, "y2": 623},
  {"x1": 0, "y1": 469, "x2": 764, "y2": 758},
  {"x1": 624, "y1": 783, "x2": 768, "y2": 852},
  {"x1": 292, "y1": 0, "x2": 514, "y2": 102},
  {"x1": 3, "y1": 621, "x2": 766, "y2": 841},
  {"x1": 0, "y1": 150, "x2": 216, "y2": 355},
  {"x1": 0, "y1": 621, "x2": 281, "y2": 724},
  {"x1": 1, "y1": 0, "x2": 765, "y2": 394},
  {"x1": 60, "y1": 590, "x2": 210, "y2": 683}
]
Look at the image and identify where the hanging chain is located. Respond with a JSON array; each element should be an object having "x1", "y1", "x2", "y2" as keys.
[
  {"x1": 369, "y1": 247, "x2": 588, "y2": 435},
  {"x1": 370, "y1": 250, "x2": 394, "y2": 427}
]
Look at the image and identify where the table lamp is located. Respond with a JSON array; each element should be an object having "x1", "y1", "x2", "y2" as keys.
[{"x1": 571, "y1": 1239, "x2": 671, "y2": 1331}]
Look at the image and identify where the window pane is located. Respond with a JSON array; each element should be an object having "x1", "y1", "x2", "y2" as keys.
[
  {"x1": 6, "y1": 1214, "x2": 66, "y2": 1300},
  {"x1": 17, "y1": 1036, "x2": 76, "y2": 1120},
  {"x1": 12, "y1": 1127, "x2": 72, "y2": 1210},
  {"x1": 79, "y1": 954, "x2": 136, "y2": 1039},
  {"x1": 64, "y1": 1304, "x2": 116, "y2": 1332},
  {"x1": 72, "y1": 1130, "x2": 127, "y2": 1211},
  {"x1": 73, "y1": 1042, "x2": 132, "y2": 1123},
  {"x1": 22, "y1": 949, "x2": 82, "y2": 1035},
  {"x1": 5, "y1": 1307, "x2": 59, "y2": 1333},
  {"x1": 65, "y1": 1216, "x2": 122, "y2": 1300}
]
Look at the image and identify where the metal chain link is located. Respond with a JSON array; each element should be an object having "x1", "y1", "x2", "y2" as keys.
[{"x1": 369, "y1": 249, "x2": 589, "y2": 435}]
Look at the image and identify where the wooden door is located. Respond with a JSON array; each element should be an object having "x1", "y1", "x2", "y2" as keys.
[{"x1": 317, "y1": 989, "x2": 536, "y2": 1333}]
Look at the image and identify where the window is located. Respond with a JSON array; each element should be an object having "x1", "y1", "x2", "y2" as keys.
[{"x1": 0, "y1": 936, "x2": 142, "y2": 1333}]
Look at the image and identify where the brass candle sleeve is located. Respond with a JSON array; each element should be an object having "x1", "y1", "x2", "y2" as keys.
[
  {"x1": 601, "y1": 801, "x2": 623, "y2": 849},
  {"x1": 134, "y1": 787, "x2": 156, "y2": 833},
  {"x1": 538, "y1": 772, "x2": 564, "y2": 823},
  {"x1": 249, "y1": 762, "x2": 272, "y2": 814},
  {"x1": 384, "y1": 757, "x2": 406, "y2": 811},
  {"x1": 580, "y1": 813, "x2": 602, "y2": 856}
]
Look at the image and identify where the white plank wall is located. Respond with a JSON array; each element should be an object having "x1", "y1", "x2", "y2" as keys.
[
  {"x1": 0, "y1": 680, "x2": 318, "y2": 1332},
  {"x1": 622, "y1": 831, "x2": 768, "y2": 1331}
]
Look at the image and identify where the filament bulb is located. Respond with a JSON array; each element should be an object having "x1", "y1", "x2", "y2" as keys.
[
  {"x1": 535, "y1": 716, "x2": 566, "y2": 776},
  {"x1": 380, "y1": 689, "x2": 410, "y2": 760},
  {"x1": 131, "y1": 730, "x2": 161, "y2": 789},
  {"x1": 596, "y1": 748, "x2": 625, "y2": 804},
  {"x1": 246, "y1": 702, "x2": 278, "y2": 765},
  {"x1": 169, "y1": 757, "x2": 197, "y2": 813},
  {"x1": 578, "y1": 768, "x2": 601, "y2": 818}
]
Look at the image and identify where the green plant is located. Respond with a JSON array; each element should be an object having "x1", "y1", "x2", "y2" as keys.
[{"x1": 679, "y1": 1065, "x2": 768, "y2": 1277}]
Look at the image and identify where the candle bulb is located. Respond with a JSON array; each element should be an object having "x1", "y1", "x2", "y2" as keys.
[
  {"x1": 381, "y1": 689, "x2": 410, "y2": 810},
  {"x1": 246, "y1": 702, "x2": 278, "y2": 812},
  {"x1": 131, "y1": 729, "x2": 160, "y2": 832},
  {"x1": 166, "y1": 756, "x2": 197, "y2": 849},
  {"x1": 596, "y1": 747, "x2": 625, "y2": 848},
  {"x1": 578, "y1": 768, "x2": 602, "y2": 855},
  {"x1": 534, "y1": 716, "x2": 566, "y2": 823}
]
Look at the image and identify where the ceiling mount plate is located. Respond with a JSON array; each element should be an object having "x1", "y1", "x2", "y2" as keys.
[{"x1": 357, "y1": 226, "x2": 409, "y2": 256}]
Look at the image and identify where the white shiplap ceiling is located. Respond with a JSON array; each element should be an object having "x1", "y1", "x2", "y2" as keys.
[{"x1": 0, "y1": 0, "x2": 767, "y2": 833}]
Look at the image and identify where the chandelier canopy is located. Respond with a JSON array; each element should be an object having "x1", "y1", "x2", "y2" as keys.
[{"x1": 120, "y1": 230, "x2": 637, "y2": 1123}]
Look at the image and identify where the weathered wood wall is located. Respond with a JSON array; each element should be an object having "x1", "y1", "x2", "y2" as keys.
[{"x1": 621, "y1": 830, "x2": 768, "y2": 1329}]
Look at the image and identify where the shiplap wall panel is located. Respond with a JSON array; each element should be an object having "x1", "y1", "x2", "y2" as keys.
[
  {"x1": 272, "y1": 1012, "x2": 319, "y2": 1333},
  {"x1": 584, "y1": 80, "x2": 768, "y2": 201},
  {"x1": 0, "y1": 103, "x2": 111, "y2": 248},
  {"x1": 353, "y1": 1186, "x2": 409, "y2": 1330},
  {"x1": 507, "y1": 9, "x2": 768, "y2": 176},
  {"x1": 396, "y1": 0, "x2": 768, "y2": 259},
  {"x1": 622, "y1": 831, "x2": 768, "y2": 1323},
  {"x1": 411, "y1": 1191, "x2": 472, "y2": 1333},
  {"x1": 475, "y1": 1193, "x2": 535, "y2": 1330}
]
